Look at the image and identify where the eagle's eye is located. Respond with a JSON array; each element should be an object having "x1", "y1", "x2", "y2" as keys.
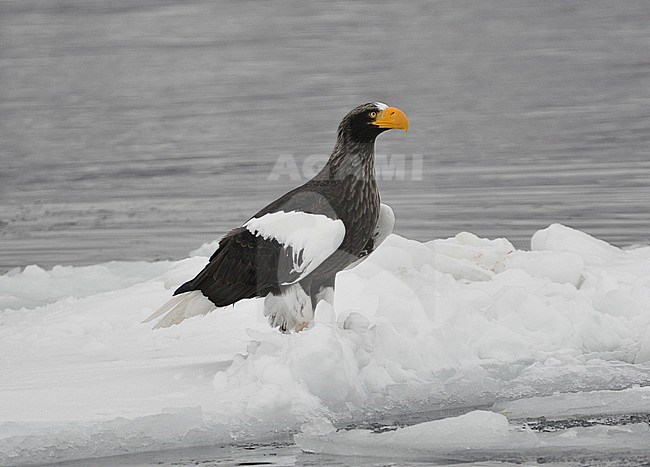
[{"x1": 369, "y1": 111, "x2": 377, "y2": 119}]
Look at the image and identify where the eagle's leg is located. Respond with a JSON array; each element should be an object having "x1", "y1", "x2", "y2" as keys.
[
  {"x1": 263, "y1": 280, "x2": 314, "y2": 333},
  {"x1": 310, "y1": 275, "x2": 336, "y2": 311}
]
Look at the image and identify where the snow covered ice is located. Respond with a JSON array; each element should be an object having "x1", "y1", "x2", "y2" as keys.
[
  {"x1": 296, "y1": 409, "x2": 650, "y2": 460},
  {"x1": 2, "y1": 224, "x2": 650, "y2": 465}
]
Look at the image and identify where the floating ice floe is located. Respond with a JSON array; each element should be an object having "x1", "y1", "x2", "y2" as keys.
[
  {"x1": 296, "y1": 409, "x2": 650, "y2": 460},
  {"x1": 1, "y1": 224, "x2": 650, "y2": 465}
]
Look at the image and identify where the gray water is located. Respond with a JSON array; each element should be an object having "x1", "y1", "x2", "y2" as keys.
[
  {"x1": 51, "y1": 412, "x2": 650, "y2": 467},
  {"x1": 2, "y1": 0, "x2": 650, "y2": 272},
  {"x1": 52, "y1": 436, "x2": 650, "y2": 467}
]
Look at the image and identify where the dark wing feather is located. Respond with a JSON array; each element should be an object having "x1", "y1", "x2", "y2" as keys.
[
  {"x1": 174, "y1": 180, "x2": 345, "y2": 306},
  {"x1": 174, "y1": 227, "x2": 301, "y2": 307},
  {"x1": 253, "y1": 181, "x2": 339, "y2": 220}
]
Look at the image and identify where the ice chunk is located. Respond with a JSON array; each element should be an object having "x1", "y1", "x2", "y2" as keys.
[
  {"x1": 296, "y1": 409, "x2": 650, "y2": 460},
  {"x1": 532, "y1": 223, "x2": 623, "y2": 266},
  {"x1": 2, "y1": 224, "x2": 650, "y2": 464},
  {"x1": 296, "y1": 410, "x2": 514, "y2": 456},
  {"x1": 493, "y1": 386, "x2": 650, "y2": 418},
  {"x1": 502, "y1": 250, "x2": 584, "y2": 286}
]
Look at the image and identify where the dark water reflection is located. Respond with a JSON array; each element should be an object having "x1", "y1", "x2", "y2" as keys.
[{"x1": 2, "y1": 0, "x2": 650, "y2": 271}]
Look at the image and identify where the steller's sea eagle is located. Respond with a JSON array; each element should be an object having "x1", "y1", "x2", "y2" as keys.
[{"x1": 145, "y1": 102, "x2": 408, "y2": 332}]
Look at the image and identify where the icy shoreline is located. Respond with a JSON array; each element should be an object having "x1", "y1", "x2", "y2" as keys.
[{"x1": 2, "y1": 224, "x2": 650, "y2": 465}]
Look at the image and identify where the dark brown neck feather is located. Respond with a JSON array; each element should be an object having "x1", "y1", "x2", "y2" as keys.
[{"x1": 315, "y1": 131, "x2": 377, "y2": 183}]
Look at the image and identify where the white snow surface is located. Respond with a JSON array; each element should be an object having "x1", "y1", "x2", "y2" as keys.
[
  {"x1": 243, "y1": 210, "x2": 345, "y2": 283},
  {"x1": 2, "y1": 224, "x2": 650, "y2": 464}
]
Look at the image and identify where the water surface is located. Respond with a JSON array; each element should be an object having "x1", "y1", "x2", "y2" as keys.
[{"x1": 2, "y1": 0, "x2": 650, "y2": 271}]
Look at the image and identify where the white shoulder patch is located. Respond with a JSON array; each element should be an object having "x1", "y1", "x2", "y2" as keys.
[
  {"x1": 244, "y1": 211, "x2": 345, "y2": 283},
  {"x1": 373, "y1": 102, "x2": 389, "y2": 111}
]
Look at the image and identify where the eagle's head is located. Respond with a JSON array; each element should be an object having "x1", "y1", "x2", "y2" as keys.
[{"x1": 338, "y1": 102, "x2": 409, "y2": 142}]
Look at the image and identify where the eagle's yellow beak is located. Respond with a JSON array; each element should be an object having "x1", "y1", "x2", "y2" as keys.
[{"x1": 372, "y1": 107, "x2": 409, "y2": 132}]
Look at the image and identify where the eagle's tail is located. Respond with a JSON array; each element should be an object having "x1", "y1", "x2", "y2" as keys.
[{"x1": 143, "y1": 290, "x2": 215, "y2": 329}]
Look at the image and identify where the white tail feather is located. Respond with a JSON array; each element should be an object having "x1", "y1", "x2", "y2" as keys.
[
  {"x1": 144, "y1": 291, "x2": 215, "y2": 329},
  {"x1": 143, "y1": 294, "x2": 186, "y2": 322}
]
